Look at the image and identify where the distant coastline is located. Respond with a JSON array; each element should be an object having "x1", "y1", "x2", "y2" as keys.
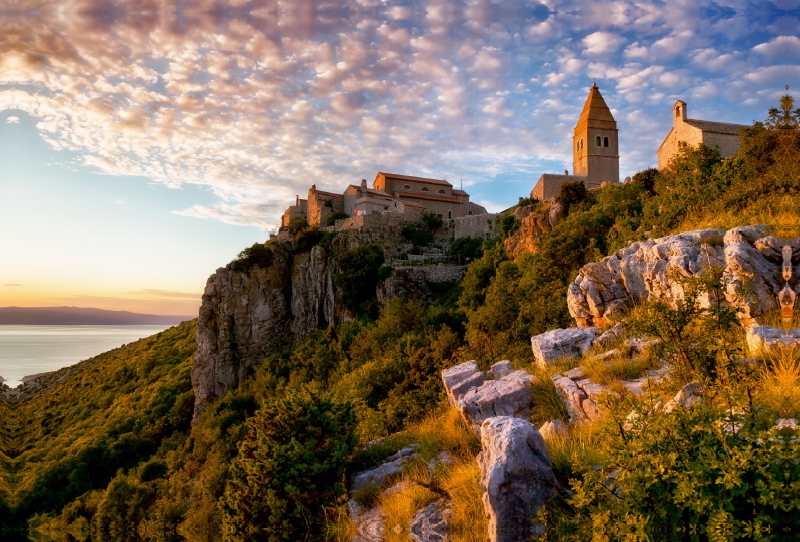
[{"x1": 0, "y1": 306, "x2": 193, "y2": 325}]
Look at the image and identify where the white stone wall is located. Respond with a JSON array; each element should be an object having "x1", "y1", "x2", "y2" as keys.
[{"x1": 452, "y1": 213, "x2": 501, "y2": 240}]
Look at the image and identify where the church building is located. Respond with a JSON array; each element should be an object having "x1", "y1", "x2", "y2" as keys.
[
  {"x1": 531, "y1": 82, "x2": 620, "y2": 200},
  {"x1": 657, "y1": 100, "x2": 745, "y2": 170}
]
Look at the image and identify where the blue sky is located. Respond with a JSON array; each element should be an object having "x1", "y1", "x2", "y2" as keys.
[{"x1": 1, "y1": 0, "x2": 798, "y2": 314}]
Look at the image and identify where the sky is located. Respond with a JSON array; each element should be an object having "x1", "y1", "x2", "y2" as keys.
[{"x1": 1, "y1": 0, "x2": 799, "y2": 316}]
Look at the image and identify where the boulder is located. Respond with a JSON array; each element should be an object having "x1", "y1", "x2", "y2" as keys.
[
  {"x1": 352, "y1": 444, "x2": 419, "y2": 493},
  {"x1": 500, "y1": 369, "x2": 535, "y2": 388},
  {"x1": 349, "y1": 500, "x2": 384, "y2": 542},
  {"x1": 531, "y1": 328, "x2": 598, "y2": 368},
  {"x1": 427, "y1": 451, "x2": 454, "y2": 473},
  {"x1": 746, "y1": 325, "x2": 800, "y2": 355},
  {"x1": 664, "y1": 382, "x2": 703, "y2": 412},
  {"x1": 488, "y1": 360, "x2": 513, "y2": 380},
  {"x1": 409, "y1": 500, "x2": 451, "y2": 542},
  {"x1": 442, "y1": 361, "x2": 484, "y2": 408},
  {"x1": 593, "y1": 323, "x2": 625, "y2": 348},
  {"x1": 458, "y1": 381, "x2": 531, "y2": 433},
  {"x1": 478, "y1": 417, "x2": 558, "y2": 542},
  {"x1": 551, "y1": 371, "x2": 605, "y2": 423},
  {"x1": 539, "y1": 419, "x2": 568, "y2": 439}
]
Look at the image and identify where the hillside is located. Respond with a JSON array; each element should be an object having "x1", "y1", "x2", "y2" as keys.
[
  {"x1": 0, "y1": 307, "x2": 193, "y2": 326},
  {"x1": 4, "y1": 96, "x2": 800, "y2": 540}
]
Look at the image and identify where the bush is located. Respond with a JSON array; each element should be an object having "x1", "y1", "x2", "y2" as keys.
[
  {"x1": 286, "y1": 216, "x2": 308, "y2": 231},
  {"x1": 326, "y1": 211, "x2": 350, "y2": 226},
  {"x1": 401, "y1": 224, "x2": 434, "y2": 247},
  {"x1": 294, "y1": 226, "x2": 325, "y2": 253},
  {"x1": 222, "y1": 389, "x2": 357, "y2": 541},
  {"x1": 555, "y1": 179, "x2": 590, "y2": 211},
  {"x1": 231, "y1": 243, "x2": 274, "y2": 272},
  {"x1": 336, "y1": 244, "x2": 389, "y2": 315},
  {"x1": 499, "y1": 213, "x2": 520, "y2": 238},
  {"x1": 422, "y1": 213, "x2": 443, "y2": 230},
  {"x1": 449, "y1": 237, "x2": 484, "y2": 262}
]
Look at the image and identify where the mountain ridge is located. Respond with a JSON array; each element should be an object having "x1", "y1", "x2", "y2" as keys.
[{"x1": 0, "y1": 306, "x2": 193, "y2": 325}]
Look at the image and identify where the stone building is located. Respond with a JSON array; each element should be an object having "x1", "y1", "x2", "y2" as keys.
[
  {"x1": 307, "y1": 185, "x2": 344, "y2": 227},
  {"x1": 343, "y1": 179, "x2": 398, "y2": 216},
  {"x1": 281, "y1": 195, "x2": 308, "y2": 226},
  {"x1": 657, "y1": 100, "x2": 746, "y2": 170},
  {"x1": 531, "y1": 82, "x2": 620, "y2": 200},
  {"x1": 373, "y1": 172, "x2": 486, "y2": 219}
]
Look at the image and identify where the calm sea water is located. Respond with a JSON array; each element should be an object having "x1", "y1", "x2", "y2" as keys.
[{"x1": 0, "y1": 325, "x2": 172, "y2": 388}]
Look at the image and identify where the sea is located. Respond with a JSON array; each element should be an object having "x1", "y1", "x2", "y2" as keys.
[{"x1": 0, "y1": 325, "x2": 172, "y2": 388}]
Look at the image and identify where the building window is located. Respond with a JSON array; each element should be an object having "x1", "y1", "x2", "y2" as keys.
[
  {"x1": 421, "y1": 186, "x2": 429, "y2": 192},
  {"x1": 403, "y1": 184, "x2": 411, "y2": 190},
  {"x1": 448, "y1": 210, "x2": 452, "y2": 219},
  {"x1": 468, "y1": 210, "x2": 473, "y2": 215},
  {"x1": 603, "y1": 137, "x2": 609, "y2": 147},
  {"x1": 438, "y1": 189, "x2": 446, "y2": 194},
  {"x1": 372, "y1": 205, "x2": 377, "y2": 211},
  {"x1": 595, "y1": 136, "x2": 601, "y2": 146}
]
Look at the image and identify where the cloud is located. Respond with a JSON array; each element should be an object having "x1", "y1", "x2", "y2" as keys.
[
  {"x1": 3, "y1": 284, "x2": 23, "y2": 287},
  {"x1": 0, "y1": 0, "x2": 792, "y2": 225},
  {"x1": 125, "y1": 289, "x2": 201, "y2": 300},
  {"x1": 6, "y1": 116, "x2": 19, "y2": 123},
  {"x1": 583, "y1": 32, "x2": 626, "y2": 55}
]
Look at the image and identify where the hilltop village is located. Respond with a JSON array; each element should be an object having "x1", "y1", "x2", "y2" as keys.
[{"x1": 280, "y1": 82, "x2": 747, "y2": 234}]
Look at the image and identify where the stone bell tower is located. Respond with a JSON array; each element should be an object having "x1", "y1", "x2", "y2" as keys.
[{"x1": 572, "y1": 82, "x2": 619, "y2": 188}]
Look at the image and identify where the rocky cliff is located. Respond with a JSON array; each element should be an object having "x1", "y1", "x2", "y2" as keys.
[
  {"x1": 192, "y1": 227, "x2": 464, "y2": 422},
  {"x1": 567, "y1": 225, "x2": 799, "y2": 327},
  {"x1": 503, "y1": 202, "x2": 564, "y2": 260}
]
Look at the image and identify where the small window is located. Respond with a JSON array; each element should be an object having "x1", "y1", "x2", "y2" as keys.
[
  {"x1": 603, "y1": 137, "x2": 609, "y2": 147},
  {"x1": 448, "y1": 210, "x2": 452, "y2": 219},
  {"x1": 595, "y1": 136, "x2": 601, "y2": 147},
  {"x1": 421, "y1": 187, "x2": 429, "y2": 192},
  {"x1": 576, "y1": 141, "x2": 580, "y2": 151},
  {"x1": 468, "y1": 210, "x2": 473, "y2": 215},
  {"x1": 372, "y1": 205, "x2": 377, "y2": 211},
  {"x1": 438, "y1": 189, "x2": 445, "y2": 194},
  {"x1": 403, "y1": 184, "x2": 411, "y2": 190}
]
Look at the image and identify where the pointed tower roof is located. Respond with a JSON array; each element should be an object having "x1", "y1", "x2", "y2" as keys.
[{"x1": 575, "y1": 82, "x2": 617, "y2": 132}]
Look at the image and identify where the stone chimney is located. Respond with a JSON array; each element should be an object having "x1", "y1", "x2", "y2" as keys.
[
  {"x1": 564, "y1": 169, "x2": 569, "y2": 176},
  {"x1": 295, "y1": 195, "x2": 300, "y2": 206},
  {"x1": 361, "y1": 179, "x2": 367, "y2": 188}
]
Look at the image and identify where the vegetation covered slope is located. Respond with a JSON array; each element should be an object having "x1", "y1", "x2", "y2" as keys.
[{"x1": 10, "y1": 96, "x2": 800, "y2": 540}]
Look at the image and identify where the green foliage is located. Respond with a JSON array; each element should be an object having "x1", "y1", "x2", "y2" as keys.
[
  {"x1": 222, "y1": 389, "x2": 357, "y2": 541},
  {"x1": 499, "y1": 213, "x2": 520, "y2": 238},
  {"x1": 547, "y1": 405, "x2": 800, "y2": 541},
  {"x1": 325, "y1": 211, "x2": 350, "y2": 226},
  {"x1": 449, "y1": 237, "x2": 484, "y2": 262},
  {"x1": 231, "y1": 243, "x2": 274, "y2": 272},
  {"x1": 555, "y1": 180, "x2": 591, "y2": 211},
  {"x1": 286, "y1": 216, "x2": 308, "y2": 230},
  {"x1": 401, "y1": 224, "x2": 434, "y2": 247},
  {"x1": 335, "y1": 244, "x2": 387, "y2": 315},
  {"x1": 294, "y1": 225, "x2": 325, "y2": 253},
  {"x1": 422, "y1": 213, "x2": 443, "y2": 230}
]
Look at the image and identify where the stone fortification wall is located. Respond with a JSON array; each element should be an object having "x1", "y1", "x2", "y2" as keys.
[
  {"x1": 334, "y1": 208, "x2": 423, "y2": 232},
  {"x1": 377, "y1": 265, "x2": 467, "y2": 303},
  {"x1": 453, "y1": 213, "x2": 501, "y2": 240}
]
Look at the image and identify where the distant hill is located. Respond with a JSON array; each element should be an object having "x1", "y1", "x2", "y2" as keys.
[{"x1": 0, "y1": 306, "x2": 194, "y2": 325}]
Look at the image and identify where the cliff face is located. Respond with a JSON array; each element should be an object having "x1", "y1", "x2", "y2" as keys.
[
  {"x1": 504, "y1": 202, "x2": 564, "y2": 260},
  {"x1": 192, "y1": 244, "x2": 343, "y2": 421}
]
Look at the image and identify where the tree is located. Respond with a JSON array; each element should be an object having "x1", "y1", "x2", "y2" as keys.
[{"x1": 222, "y1": 389, "x2": 358, "y2": 542}]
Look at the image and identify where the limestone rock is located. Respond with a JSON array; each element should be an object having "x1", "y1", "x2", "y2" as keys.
[
  {"x1": 352, "y1": 444, "x2": 420, "y2": 493},
  {"x1": 458, "y1": 381, "x2": 531, "y2": 433},
  {"x1": 500, "y1": 369, "x2": 535, "y2": 388},
  {"x1": 478, "y1": 417, "x2": 558, "y2": 542},
  {"x1": 664, "y1": 382, "x2": 703, "y2": 412},
  {"x1": 427, "y1": 451, "x2": 454, "y2": 473},
  {"x1": 488, "y1": 360, "x2": 513, "y2": 380},
  {"x1": 349, "y1": 500, "x2": 385, "y2": 542},
  {"x1": 593, "y1": 323, "x2": 625, "y2": 348},
  {"x1": 568, "y1": 225, "x2": 800, "y2": 328},
  {"x1": 746, "y1": 325, "x2": 800, "y2": 355},
  {"x1": 539, "y1": 419, "x2": 568, "y2": 439},
  {"x1": 551, "y1": 370, "x2": 607, "y2": 423},
  {"x1": 409, "y1": 500, "x2": 451, "y2": 542},
  {"x1": 442, "y1": 362, "x2": 484, "y2": 408},
  {"x1": 531, "y1": 328, "x2": 598, "y2": 368}
]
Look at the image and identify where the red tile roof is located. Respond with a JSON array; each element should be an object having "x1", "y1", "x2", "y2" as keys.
[
  {"x1": 378, "y1": 172, "x2": 453, "y2": 186},
  {"x1": 396, "y1": 191, "x2": 462, "y2": 204}
]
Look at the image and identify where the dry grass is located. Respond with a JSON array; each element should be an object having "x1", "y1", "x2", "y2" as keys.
[
  {"x1": 440, "y1": 461, "x2": 487, "y2": 542},
  {"x1": 545, "y1": 420, "x2": 608, "y2": 481},
  {"x1": 759, "y1": 348, "x2": 800, "y2": 418},
  {"x1": 582, "y1": 348, "x2": 660, "y2": 385}
]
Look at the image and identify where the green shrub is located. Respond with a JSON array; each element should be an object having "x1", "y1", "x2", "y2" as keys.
[
  {"x1": 335, "y1": 244, "x2": 388, "y2": 315},
  {"x1": 286, "y1": 216, "x2": 308, "y2": 231},
  {"x1": 294, "y1": 226, "x2": 325, "y2": 253},
  {"x1": 450, "y1": 237, "x2": 484, "y2": 262},
  {"x1": 401, "y1": 224, "x2": 434, "y2": 247},
  {"x1": 422, "y1": 213, "x2": 443, "y2": 230},
  {"x1": 231, "y1": 243, "x2": 274, "y2": 272},
  {"x1": 222, "y1": 389, "x2": 357, "y2": 542},
  {"x1": 555, "y1": 180, "x2": 591, "y2": 211},
  {"x1": 326, "y1": 211, "x2": 350, "y2": 226},
  {"x1": 499, "y1": 213, "x2": 520, "y2": 238}
]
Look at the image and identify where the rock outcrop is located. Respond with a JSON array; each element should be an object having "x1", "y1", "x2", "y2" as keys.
[
  {"x1": 746, "y1": 325, "x2": 800, "y2": 354},
  {"x1": 504, "y1": 202, "x2": 564, "y2": 260},
  {"x1": 409, "y1": 500, "x2": 451, "y2": 542},
  {"x1": 351, "y1": 444, "x2": 420, "y2": 493},
  {"x1": 192, "y1": 244, "x2": 345, "y2": 421},
  {"x1": 567, "y1": 225, "x2": 800, "y2": 328},
  {"x1": 458, "y1": 381, "x2": 531, "y2": 433},
  {"x1": 442, "y1": 361, "x2": 484, "y2": 408},
  {"x1": 376, "y1": 265, "x2": 466, "y2": 304},
  {"x1": 478, "y1": 417, "x2": 558, "y2": 542},
  {"x1": 551, "y1": 367, "x2": 608, "y2": 423},
  {"x1": 531, "y1": 327, "x2": 598, "y2": 368}
]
